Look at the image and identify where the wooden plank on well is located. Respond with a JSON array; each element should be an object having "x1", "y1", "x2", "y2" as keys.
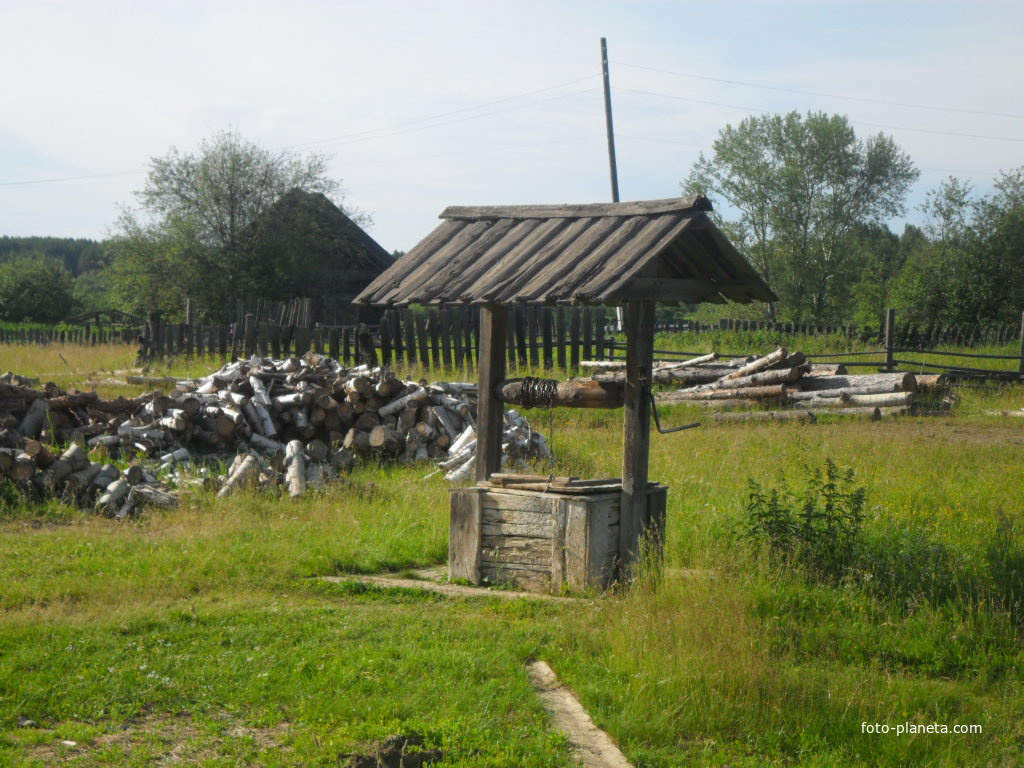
[
  {"x1": 481, "y1": 521, "x2": 552, "y2": 538},
  {"x1": 481, "y1": 535, "x2": 552, "y2": 565},
  {"x1": 481, "y1": 566, "x2": 551, "y2": 592},
  {"x1": 450, "y1": 488, "x2": 482, "y2": 583},
  {"x1": 550, "y1": 498, "x2": 567, "y2": 591},
  {"x1": 564, "y1": 500, "x2": 590, "y2": 592},
  {"x1": 482, "y1": 502, "x2": 554, "y2": 524}
]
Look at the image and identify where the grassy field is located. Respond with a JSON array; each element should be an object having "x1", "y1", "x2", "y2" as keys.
[{"x1": 2, "y1": 340, "x2": 1024, "y2": 766}]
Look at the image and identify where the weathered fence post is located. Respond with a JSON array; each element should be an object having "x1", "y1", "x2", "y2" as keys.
[
  {"x1": 1019, "y1": 310, "x2": 1024, "y2": 375},
  {"x1": 884, "y1": 307, "x2": 896, "y2": 371}
]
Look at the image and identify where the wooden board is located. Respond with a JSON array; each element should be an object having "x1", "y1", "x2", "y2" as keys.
[
  {"x1": 449, "y1": 488, "x2": 483, "y2": 582},
  {"x1": 481, "y1": 565, "x2": 551, "y2": 593}
]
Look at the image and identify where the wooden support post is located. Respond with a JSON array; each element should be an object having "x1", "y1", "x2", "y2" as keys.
[
  {"x1": 514, "y1": 304, "x2": 528, "y2": 368},
  {"x1": 595, "y1": 308, "x2": 606, "y2": 361},
  {"x1": 439, "y1": 306, "x2": 453, "y2": 370},
  {"x1": 619, "y1": 300, "x2": 655, "y2": 575},
  {"x1": 884, "y1": 307, "x2": 896, "y2": 371},
  {"x1": 541, "y1": 307, "x2": 554, "y2": 369},
  {"x1": 1019, "y1": 310, "x2": 1024, "y2": 376},
  {"x1": 184, "y1": 298, "x2": 195, "y2": 358},
  {"x1": 527, "y1": 305, "x2": 540, "y2": 368},
  {"x1": 476, "y1": 304, "x2": 508, "y2": 483}
]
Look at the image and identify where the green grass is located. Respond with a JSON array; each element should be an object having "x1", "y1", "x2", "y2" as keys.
[{"x1": 1, "y1": 342, "x2": 1024, "y2": 766}]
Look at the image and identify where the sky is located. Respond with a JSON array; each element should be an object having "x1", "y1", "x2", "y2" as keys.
[{"x1": 2, "y1": 0, "x2": 1022, "y2": 254}]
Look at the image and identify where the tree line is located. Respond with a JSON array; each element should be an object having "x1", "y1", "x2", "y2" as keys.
[
  {"x1": 1, "y1": 119, "x2": 1021, "y2": 329},
  {"x1": 683, "y1": 111, "x2": 1024, "y2": 328}
]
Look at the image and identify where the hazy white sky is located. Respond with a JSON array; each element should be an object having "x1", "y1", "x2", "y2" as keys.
[{"x1": 2, "y1": 0, "x2": 1022, "y2": 253}]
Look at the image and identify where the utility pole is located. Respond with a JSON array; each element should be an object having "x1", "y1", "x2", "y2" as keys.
[
  {"x1": 601, "y1": 38, "x2": 625, "y2": 330},
  {"x1": 600, "y1": 37, "x2": 620, "y2": 203}
]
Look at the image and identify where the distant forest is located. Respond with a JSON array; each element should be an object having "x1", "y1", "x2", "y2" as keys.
[{"x1": 0, "y1": 236, "x2": 112, "y2": 322}]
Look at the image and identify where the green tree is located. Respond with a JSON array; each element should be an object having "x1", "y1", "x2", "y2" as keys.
[
  {"x1": 109, "y1": 130, "x2": 365, "y2": 321},
  {"x1": 892, "y1": 170, "x2": 1024, "y2": 324},
  {"x1": 0, "y1": 257, "x2": 77, "y2": 322},
  {"x1": 683, "y1": 111, "x2": 919, "y2": 323}
]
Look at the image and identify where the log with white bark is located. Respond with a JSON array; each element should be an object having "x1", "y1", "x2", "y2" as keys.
[
  {"x1": 369, "y1": 425, "x2": 405, "y2": 456},
  {"x1": 840, "y1": 391, "x2": 915, "y2": 408},
  {"x1": 284, "y1": 440, "x2": 306, "y2": 498},
  {"x1": 722, "y1": 348, "x2": 787, "y2": 380},
  {"x1": 218, "y1": 454, "x2": 261, "y2": 498},
  {"x1": 797, "y1": 372, "x2": 916, "y2": 393},
  {"x1": 665, "y1": 384, "x2": 789, "y2": 402},
  {"x1": 702, "y1": 366, "x2": 804, "y2": 390}
]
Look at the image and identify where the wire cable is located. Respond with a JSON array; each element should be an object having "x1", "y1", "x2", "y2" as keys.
[{"x1": 614, "y1": 60, "x2": 1024, "y2": 120}]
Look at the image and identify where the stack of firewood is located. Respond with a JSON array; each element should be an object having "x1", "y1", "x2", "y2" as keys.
[
  {"x1": 0, "y1": 356, "x2": 551, "y2": 514},
  {"x1": 586, "y1": 348, "x2": 949, "y2": 420}
]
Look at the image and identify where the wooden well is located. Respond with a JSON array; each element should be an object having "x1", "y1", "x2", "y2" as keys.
[
  {"x1": 451, "y1": 480, "x2": 667, "y2": 592},
  {"x1": 354, "y1": 196, "x2": 775, "y2": 594}
]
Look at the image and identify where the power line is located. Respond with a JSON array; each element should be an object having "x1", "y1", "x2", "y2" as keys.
[
  {"x1": 615, "y1": 86, "x2": 1024, "y2": 143},
  {"x1": 0, "y1": 169, "x2": 144, "y2": 188},
  {"x1": 288, "y1": 74, "x2": 600, "y2": 150},
  {"x1": 0, "y1": 78, "x2": 600, "y2": 188},
  {"x1": 337, "y1": 135, "x2": 602, "y2": 168},
  {"x1": 309, "y1": 88, "x2": 597, "y2": 150},
  {"x1": 614, "y1": 61, "x2": 1024, "y2": 120}
]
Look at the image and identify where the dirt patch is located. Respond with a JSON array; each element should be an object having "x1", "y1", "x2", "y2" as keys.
[
  {"x1": 18, "y1": 712, "x2": 291, "y2": 765},
  {"x1": 341, "y1": 733, "x2": 445, "y2": 768},
  {"x1": 320, "y1": 574, "x2": 577, "y2": 602}
]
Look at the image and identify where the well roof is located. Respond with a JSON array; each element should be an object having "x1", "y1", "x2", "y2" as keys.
[{"x1": 355, "y1": 196, "x2": 776, "y2": 307}]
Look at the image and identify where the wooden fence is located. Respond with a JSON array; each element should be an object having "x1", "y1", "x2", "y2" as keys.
[
  {"x1": 631, "y1": 308, "x2": 1024, "y2": 381},
  {"x1": 8, "y1": 303, "x2": 1024, "y2": 381},
  {"x1": 134, "y1": 305, "x2": 615, "y2": 371},
  {"x1": 656, "y1": 316, "x2": 1024, "y2": 349},
  {"x1": 0, "y1": 325, "x2": 135, "y2": 345}
]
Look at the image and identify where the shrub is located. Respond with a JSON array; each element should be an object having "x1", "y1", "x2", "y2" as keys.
[{"x1": 741, "y1": 458, "x2": 866, "y2": 583}]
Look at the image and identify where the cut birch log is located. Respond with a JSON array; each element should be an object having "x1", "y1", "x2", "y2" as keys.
[
  {"x1": 722, "y1": 348, "x2": 787, "y2": 380},
  {"x1": 369, "y1": 425, "x2": 404, "y2": 455},
  {"x1": 449, "y1": 426, "x2": 477, "y2": 456},
  {"x1": 19, "y1": 399, "x2": 50, "y2": 439},
  {"x1": 666, "y1": 384, "x2": 789, "y2": 401},
  {"x1": 285, "y1": 440, "x2": 306, "y2": 498},
  {"x1": 704, "y1": 366, "x2": 803, "y2": 390},
  {"x1": 840, "y1": 391, "x2": 915, "y2": 408},
  {"x1": 797, "y1": 372, "x2": 916, "y2": 393},
  {"x1": 218, "y1": 454, "x2": 260, "y2": 497}
]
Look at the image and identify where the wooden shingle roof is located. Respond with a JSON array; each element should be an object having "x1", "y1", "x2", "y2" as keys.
[{"x1": 355, "y1": 196, "x2": 777, "y2": 307}]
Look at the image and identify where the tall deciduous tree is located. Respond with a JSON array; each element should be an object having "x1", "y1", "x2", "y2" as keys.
[
  {"x1": 0, "y1": 257, "x2": 76, "y2": 322},
  {"x1": 109, "y1": 130, "x2": 365, "y2": 321},
  {"x1": 893, "y1": 169, "x2": 1024, "y2": 324},
  {"x1": 683, "y1": 111, "x2": 918, "y2": 323}
]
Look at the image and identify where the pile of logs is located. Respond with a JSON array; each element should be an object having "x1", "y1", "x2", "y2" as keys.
[
  {"x1": 0, "y1": 356, "x2": 551, "y2": 514},
  {"x1": 587, "y1": 349, "x2": 949, "y2": 420}
]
